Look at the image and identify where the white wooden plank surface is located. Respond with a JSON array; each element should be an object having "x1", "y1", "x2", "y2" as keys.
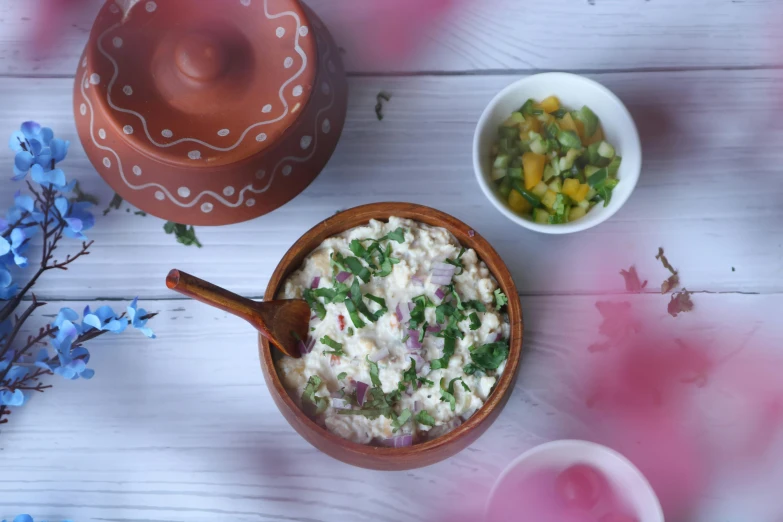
[
  {"x1": 2, "y1": 294, "x2": 781, "y2": 522},
  {"x1": 0, "y1": 70, "x2": 781, "y2": 299},
  {"x1": 0, "y1": 0, "x2": 779, "y2": 76}
]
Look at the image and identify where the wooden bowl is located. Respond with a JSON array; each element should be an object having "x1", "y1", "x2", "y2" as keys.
[
  {"x1": 258, "y1": 203, "x2": 524, "y2": 470},
  {"x1": 73, "y1": 0, "x2": 347, "y2": 226}
]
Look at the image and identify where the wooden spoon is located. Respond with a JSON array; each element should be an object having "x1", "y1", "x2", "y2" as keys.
[{"x1": 165, "y1": 269, "x2": 307, "y2": 358}]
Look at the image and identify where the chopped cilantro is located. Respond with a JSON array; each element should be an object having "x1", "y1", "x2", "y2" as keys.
[
  {"x1": 301, "y1": 375, "x2": 329, "y2": 416},
  {"x1": 416, "y1": 410, "x2": 436, "y2": 426},
  {"x1": 440, "y1": 377, "x2": 463, "y2": 411},
  {"x1": 350, "y1": 280, "x2": 379, "y2": 323},
  {"x1": 465, "y1": 300, "x2": 486, "y2": 312},
  {"x1": 493, "y1": 288, "x2": 508, "y2": 308},
  {"x1": 468, "y1": 312, "x2": 481, "y2": 331},
  {"x1": 365, "y1": 293, "x2": 388, "y2": 320},
  {"x1": 381, "y1": 227, "x2": 406, "y2": 243},
  {"x1": 418, "y1": 322, "x2": 428, "y2": 342},
  {"x1": 163, "y1": 221, "x2": 202, "y2": 248},
  {"x1": 445, "y1": 247, "x2": 467, "y2": 274},
  {"x1": 303, "y1": 289, "x2": 326, "y2": 320},
  {"x1": 346, "y1": 327, "x2": 354, "y2": 337},
  {"x1": 320, "y1": 335, "x2": 345, "y2": 356},
  {"x1": 368, "y1": 356, "x2": 382, "y2": 387},
  {"x1": 392, "y1": 408, "x2": 412, "y2": 433},
  {"x1": 409, "y1": 295, "x2": 433, "y2": 329},
  {"x1": 430, "y1": 334, "x2": 456, "y2": 370},
  {"x1": 463, "y1": 341, "x2": 509, "y2": 375},
  {"x1": 460, "y1": 380, "x2": 471, "y2": 392},
  {"x1": 337, "y1": 372, "x2": 348, "y2": 381},
  {"x1": 344, "y1": 299, "x2": 366, "y2": 328},
  {"x1": 345, "y1": 256, "x2": 372, "y2": 283},
  {"x1": 330, "y1": 252, "x2": 348, "y2": 273}
]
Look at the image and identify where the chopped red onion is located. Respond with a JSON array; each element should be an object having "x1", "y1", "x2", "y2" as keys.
[
  {"x1": 406, "y1": 329, "x2": 422, "y2": 350},
  {"x1": 409, "y1": 353, "x2": 425, "y2": 368},
  {"x1": 435, "y1": 287, "x2": 446, "y2": 300},
  {"x1": 330, "y1": 390, "x2": 343, "y2": 398},
  {"x1": 297, "y1": 336, "x2": 315, "y2": 355},
  {"x1": 369, "y1": 348, "x2": 390, "y2": 362},
  {"x1": 426, "y1": 325, "x2": 441, "y2": 333},
  {"x1": 468, "y1": 229, "x2": 475, "y2": 237},
  {"x1": 432, "y1": 262, "x2": 455, "y2": 273},
  {"x1": 331, "y1": 398, "x2": 351, "y2": 409},
  {"x1": 419, "y1": 362, "x2": 431, "y2": 376},
  {"x1": 380, "y1": 434, "x2": 413, "y2": 448},
  {"x1": 405, "y1": 384, "x2": 414, "y2": 395},
  {"x1": 413, "y1": 400, "x2": 421, "y2": 413},
  {"x1": 411, "y1": 275, "x2": 424, "y2": 285},
  {"x1": 496, "y1": 332, "x2": 504, "y2": 342},
  {"x1": 310, "y1": 276, "x2": 321, "y2": 289},
  {"x1": 430, "y1": 273, "x2": 454, "y2": 286},
  {"x1": 356, "y1": 381, "x2": 369, "y2": 406},
  {"x1": 336, "y1": 271, "x2": 351, "y2": 283},
  {"x1": 396, "y1": 302, "x2": 411, "y2": 323}
]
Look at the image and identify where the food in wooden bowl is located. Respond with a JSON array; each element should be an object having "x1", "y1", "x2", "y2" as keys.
[
  {"x1": 490, "y1": 96, "x2": 622, "y2": 224},
  {"x1": 259, "y1": 203, "x2": 523, "y2": 470}
]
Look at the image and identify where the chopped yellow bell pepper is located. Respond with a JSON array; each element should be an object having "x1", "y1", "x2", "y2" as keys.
[
  {"x1": 559, "y1": 113, "x2": 578, "y2": 134},
  {"x1": 562, "y1": 178, "x2": 581, "y2": 199},
  {"x1": 569, "y1": 206, "x2": 587, "y2": 221},
  {"x1": 508, "y1": 189, "x2": 533, "y2": 214},
  {"x1": 542, "y1": 190, "x2": 558, "y2": 210},
  {"x1": 522, "y1": 152, "x2": 547, "y2": 190},
  {"x1": 574, "y1": 119, "x2": 587, "y2": 143},
  {"x1": 584, "y1": 125, "x2": 605, "y2": 146},
  {"x1": 575, "y1": 183, "x2": 590, "y2": 203},
  {"x1": 540, "y1": 96, "x2": 561, "y2": 114}
]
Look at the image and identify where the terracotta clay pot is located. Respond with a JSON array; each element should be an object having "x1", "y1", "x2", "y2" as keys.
[{"x1": 73, "y1": 0, "x2": 348, "y2": 225}]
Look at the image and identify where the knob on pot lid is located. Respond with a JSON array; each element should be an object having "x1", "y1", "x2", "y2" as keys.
[{"x1": 83, "y1": 0, "x2": 317, "y2": 168}]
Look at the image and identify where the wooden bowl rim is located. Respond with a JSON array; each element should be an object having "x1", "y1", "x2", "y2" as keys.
[{"x1": 259, "y1": 202, "x2": 523, "y2": 462}]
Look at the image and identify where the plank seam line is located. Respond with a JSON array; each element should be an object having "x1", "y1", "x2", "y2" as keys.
[
  {"x1": 1, "y1": 64, "x2": 783, "y2": 81},
  {"x1": 15, "y1": 289, "x2": 769, "y2": 304}
]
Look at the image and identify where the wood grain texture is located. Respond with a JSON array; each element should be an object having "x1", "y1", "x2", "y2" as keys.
[
  {"x1": 0, "y1": 71, "x2": 781, "y2": 299},
  {"x1": 1, "y1": 294, "x2": 781, "y2": 521},
  {"x1": 0, "y1": 0, "x2": 779, "y2": 76}
]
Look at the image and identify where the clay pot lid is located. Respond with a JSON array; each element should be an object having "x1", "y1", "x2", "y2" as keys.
[{"x1": 86, "y1": 0, "x2": 317, "y2": 168}]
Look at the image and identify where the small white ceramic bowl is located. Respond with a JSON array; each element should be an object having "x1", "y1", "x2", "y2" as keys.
[
  {"x1": 486, "y1": 440, "x2": 664, "y2": 522},
  {"x1": 473, "y1": 73, "x2": 641, "y2": 234}
]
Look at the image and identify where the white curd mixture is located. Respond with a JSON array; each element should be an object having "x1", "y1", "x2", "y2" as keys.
[{"x1": 276, "y1": 217, "x2": 510, "y2": 446}]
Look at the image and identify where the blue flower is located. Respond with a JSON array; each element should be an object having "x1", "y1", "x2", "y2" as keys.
[
  {"x1": 31, "y1": 164, "x2": 67, "y2": 189},
  {"x1": 8, "y1": 121, "x2": 64, "y2": 179},
  {"x1": 83, "y1": 305, "x2": 127, "y2": 333},
  {"x1": 9, "y1": 228, "x2": 29, "y2": 267},
  {"x1": 128, "y1": 297, "x2": 156, "y2": 338},
  {"x1": 0, "y1": 266, "x2": 18, "y2": 300},
  {"x1": 51, "y1": 319, "x2": 79, "y2": 362},
  {"x1": 1, "y1": 516, "x2": 74, "y2": 522},
  {"x1": 6, "y1": 191, "x2": 43, "y2": 227},
  {"x1": 36, "y1": 320, "x2": 94, "y2": 381},
  {"x1": 63, "y1": 201, "x2": 95, "y2": 240},
  {"x1": 0, "y1": 388, "x2": 25, "y2": 406},
  {"x1": 53, "y1": 307, "x2": 83, "y2": 334}
]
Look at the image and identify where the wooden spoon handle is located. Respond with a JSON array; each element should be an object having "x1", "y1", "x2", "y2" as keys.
[{"x1": 166, "y1": 269, "x2": 264, "y2": 330}]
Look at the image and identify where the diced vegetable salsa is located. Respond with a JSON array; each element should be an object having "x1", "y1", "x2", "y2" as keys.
[{"x1": 490, "y1": 96, "x2": 621, "y2": 225}]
